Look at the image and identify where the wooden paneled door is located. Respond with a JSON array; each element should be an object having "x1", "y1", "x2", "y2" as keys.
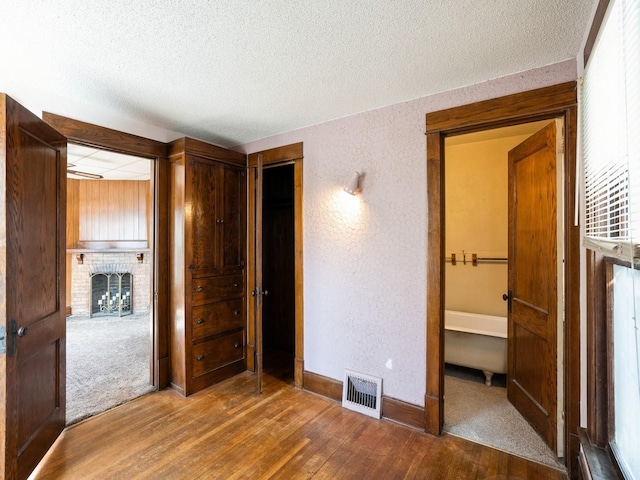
[
  {"x1": 0, "y1": 94, "x2": 67, "y2": 480},
  {"x1": 507, "y1": 120, "x2": 560, "y2": 453}
]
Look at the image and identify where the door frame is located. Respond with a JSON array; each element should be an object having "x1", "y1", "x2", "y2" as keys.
[
  {"x1": 42, "y1": 112, "x2": 171, "y2": 389},
  {"x1": 424, "y1": 82, "x2": 580, "y2": 474},
  {"x1": 247, "y1": 143, "x2": 304, "y2": 388}
]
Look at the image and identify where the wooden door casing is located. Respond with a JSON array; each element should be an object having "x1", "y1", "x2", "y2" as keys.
[
  {"x1": 507, "y1": 121, "x2": 558, "y2": 452},
  {"x1": 1, "y1": 94, "x2": 67, "y2": 480},
  {"x1": 425, "y1": 82, "x2": 580, "y2": 476},
  {"x1": 246, "y1": 142, "x2": 304, "y2": 388}
]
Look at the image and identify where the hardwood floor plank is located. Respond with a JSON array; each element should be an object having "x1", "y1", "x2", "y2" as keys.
[{"x1": 32, "y1": 371, "x2": 567, "y2": 480}]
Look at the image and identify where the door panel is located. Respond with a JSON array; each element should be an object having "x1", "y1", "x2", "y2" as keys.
[
  {"x1": 1, "y1": 94, "x2": 67, "y2": 480},
  {"x1": 507, "y1": 121, "x2": 558, "y2": 453}
]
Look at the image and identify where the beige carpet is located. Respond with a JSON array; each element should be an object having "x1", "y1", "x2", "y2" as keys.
[
  {"x1": 444, "y1": 373, "x2": 565, "y2": 470},
  {"x1": 66, "y1": 313, "x2": 155, "y2": 425}
]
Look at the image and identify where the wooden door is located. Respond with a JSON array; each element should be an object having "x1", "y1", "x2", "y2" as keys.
[
  {"x1": 219, "y1": 163, "x2": 246, "y2": 275},
  {"x1": 507, "y1": 121, "x2": 559, "y2": 452},
  {"x1": 188, "y1": 155, "x2": 219, "y2": 278},
  {"x1": 0, "y1": 94, "x2": 67, "y2": 480},
  {"x1": 254, "y1": 155, "x2": 264, "y2": 393}
]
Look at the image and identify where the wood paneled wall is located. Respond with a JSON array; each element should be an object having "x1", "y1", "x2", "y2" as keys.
[{"x1": 67, "y1": 179, "x2": 151, "y2": 249}]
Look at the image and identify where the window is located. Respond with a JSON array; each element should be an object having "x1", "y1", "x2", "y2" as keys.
[
  {"x1": 609, "y1": 263, "x2": 640, "y2": 479},
  {"x1": 582, "y1": 1, "x2": 640, "y2": 479},
  {"x1": 582, "y1": 0, "x2": 640, "y2": 262}
]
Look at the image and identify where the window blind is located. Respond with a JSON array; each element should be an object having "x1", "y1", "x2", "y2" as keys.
[{"x1": 582, "y1": 0, "x2": 640, "y2": 262}]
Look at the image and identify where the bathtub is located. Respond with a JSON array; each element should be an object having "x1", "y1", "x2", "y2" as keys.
[{"x1": 444, "y1": 310, "x2": 507, "y2": 386}]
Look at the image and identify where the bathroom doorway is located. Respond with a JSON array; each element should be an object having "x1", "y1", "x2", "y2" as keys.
[
  {"x1": 442, "y1": 121, "x2": 564, "y2": 468},
  {"x1": 424, "y1": 82, "x2": 581, "y2": 474}
]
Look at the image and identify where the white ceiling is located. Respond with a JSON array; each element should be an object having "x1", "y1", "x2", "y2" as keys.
[
  {"x1": 67, "y1": 145, "x2": 151, "y2": 181},
  {"x1": 0, "y1": 1, "x2": 595, "y2": 148}
]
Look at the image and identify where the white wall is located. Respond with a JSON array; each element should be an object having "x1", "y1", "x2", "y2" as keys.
[{"x1": 237, "y1": 60, "x2": 577, "y2": 406}]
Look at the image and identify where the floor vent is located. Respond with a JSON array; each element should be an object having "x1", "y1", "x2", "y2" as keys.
[{"x1": 342, "y1": 369, "x2": 382, "y2": 419}]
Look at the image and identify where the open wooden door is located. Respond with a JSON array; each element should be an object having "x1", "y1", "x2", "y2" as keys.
[
  {"x1": 0, "y1": 94, "x2": 67, "y2": 479},
  {"x1": 507, "y1": 120, "x2": 559, "y2": 453},
  {"x1": 252, "y1": 154, "x2": 265, "y2": 393}
]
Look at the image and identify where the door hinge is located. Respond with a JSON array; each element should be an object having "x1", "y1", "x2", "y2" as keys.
[{"x1": 7, "y1": 319, "x2": 18, "y2": 357}]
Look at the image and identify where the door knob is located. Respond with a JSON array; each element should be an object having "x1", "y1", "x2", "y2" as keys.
[
  {"x1": 502, "y1": 290, "x2": 513, "y2": 313},
  {"x1": 16, "y1": 326, "x2": 28, "y2": 337}
]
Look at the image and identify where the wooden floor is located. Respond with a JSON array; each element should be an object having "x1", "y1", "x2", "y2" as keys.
[{"x1": 32, "y1": 368, "x2": 567, "y2": 480}]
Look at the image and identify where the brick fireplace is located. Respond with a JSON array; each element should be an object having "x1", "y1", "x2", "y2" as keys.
[{"x1": 71, "y1": 252, "x2": 151, "y2": 316}]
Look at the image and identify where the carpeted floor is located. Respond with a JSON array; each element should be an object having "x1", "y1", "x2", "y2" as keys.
[
  {"x1": 66, "y1": 313, "x2": 155, "y2": 425},
  {"x1": 444, "y1": 365, "x2": 564, "y2": 470}
]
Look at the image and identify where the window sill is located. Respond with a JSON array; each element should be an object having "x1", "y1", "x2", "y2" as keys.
[{"x1": 578, "y1": 428, "x2": 622, "y2": 480}]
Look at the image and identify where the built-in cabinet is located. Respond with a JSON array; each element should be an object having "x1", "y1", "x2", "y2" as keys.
[{"x1": 168, "y1": 138, "x2": 246, "y2": 396}]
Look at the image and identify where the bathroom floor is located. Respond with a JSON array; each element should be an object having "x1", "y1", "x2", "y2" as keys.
[{"x1": 444, "y1": 364, "x2": 565, "y2": 470}]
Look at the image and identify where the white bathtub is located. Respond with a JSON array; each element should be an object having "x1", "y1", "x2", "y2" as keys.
[{"x1": 444, "y1": 309, "x2": 507, "y2": 386}]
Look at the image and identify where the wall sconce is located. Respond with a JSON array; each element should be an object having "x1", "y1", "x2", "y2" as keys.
[
  {"x1": 76, "y1": 253, "x2": 84, "y2": 265},
  {"x1": 136, "y1": 253, "x2": 144, "y2": 263},
  {"x1": 344, "y1": 171, "x2": 362, "y2": 195}
]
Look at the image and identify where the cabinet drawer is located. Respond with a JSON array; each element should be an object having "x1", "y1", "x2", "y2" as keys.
[
  {"x1": 192, "y1": 299, "x2": 244, "y2": 339},
  {"x1": 192, "y1": 331, "x2": 244, "y2": 378},
  {"x1": 192, "y1": 275, "x2": 243, "y2": 305}
]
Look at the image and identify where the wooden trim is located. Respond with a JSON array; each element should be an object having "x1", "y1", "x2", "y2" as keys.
[
  {"x1": 426, "y1": 82, "x2": 577, "y2": 135},
  {"x1": 167, "y1": 137, "x2": 245, "y2": 166},
  {"x1": 42, "y1": 112, "x2": 167, "y2": 159},
  {"x1": 425, "y1": 131, "x2": 444, "y2": 436},
  {"x1": 564, "y1": 105, "x2": 581, "y2": 476},
  {"x1": 293, "y1": 159, "x2": 304, "y2": 389},
  {"x1": 425, "y1": 81, "x2": 580, "y2": 475},
  {"x1": 303, "y1": 370, "x2": 425, "y2": 428},
  {"x1": 382, "y1": 396, "x2": 425, "y2": 430},
  {"x1": 583, "y1": 0, "x2": 611, "y2": 67},
  {"x1": 153, "y1": 157, "x2": 170, "y2": 389},
  {"x1": 247, "y1": 142, "x2": 303, "y2": 167},
  {"x1": 586, "y1": 252, "x2": 608, "y2": 446},
  {"x1": 41, "y1": 113, "x2": 170, "y2": 389},
  {"x1": 303, "y1": 371, "x2": 342, "y2": 402}
]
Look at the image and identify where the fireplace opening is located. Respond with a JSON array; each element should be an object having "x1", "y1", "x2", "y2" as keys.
[{"x1": 90, "y1": 265, "x2": 132, "y2": 317}]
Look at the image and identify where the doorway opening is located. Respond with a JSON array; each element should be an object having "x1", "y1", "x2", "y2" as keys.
[
  {"x1": 261, "y1": 164, "x2": 296, "y2": 383},
  {"x1": 442, "y1": 120, "x2": 564, "y2": 468},
  {"x1": 65, "y1": 144, "x2": 155, "y2": 425}
]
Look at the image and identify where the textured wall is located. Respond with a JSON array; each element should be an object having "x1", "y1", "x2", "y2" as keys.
[{"x1": 237, "y1": 60, "x2": 577, "y2": 406}]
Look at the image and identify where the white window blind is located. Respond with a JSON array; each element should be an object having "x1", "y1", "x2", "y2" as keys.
[{"x1": 582, "y1": 0, "x2": 640, "y2": 262}]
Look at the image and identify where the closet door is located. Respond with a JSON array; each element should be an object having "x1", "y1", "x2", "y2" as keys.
[
  {"x1": 218, "y1": 163, "x2": 246, "y2": 275},
  {"x1": 188, "y1": 155, "x2": 220, "y2": 278}
]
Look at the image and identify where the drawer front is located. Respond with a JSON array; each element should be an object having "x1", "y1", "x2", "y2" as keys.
[
  {"x1": 192, "y1": 330, "x2": 244, "y2": 378},
  {"x1": 192, "y1": 274, "x2": 244, "y2": 305},
  {"x1": 192, "y1": 299, "x2": 244, "y2": 339}
]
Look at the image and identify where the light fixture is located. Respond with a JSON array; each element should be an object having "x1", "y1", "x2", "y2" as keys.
[
  {"x1": 344, "y1": 171, "x2": 362, "y2": 195},
  {"x1": 67, "y1": 170, "x2": 104, "y2": 180}
]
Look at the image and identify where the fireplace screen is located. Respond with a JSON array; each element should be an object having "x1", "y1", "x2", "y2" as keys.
[{"x1": 90, "y1": 269, "x2": 132, "y2": 317}]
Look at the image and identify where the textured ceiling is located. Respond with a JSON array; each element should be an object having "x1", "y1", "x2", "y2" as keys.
[{"x1": 0, "y1": 1, "x2": 594, "y2": 147}]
